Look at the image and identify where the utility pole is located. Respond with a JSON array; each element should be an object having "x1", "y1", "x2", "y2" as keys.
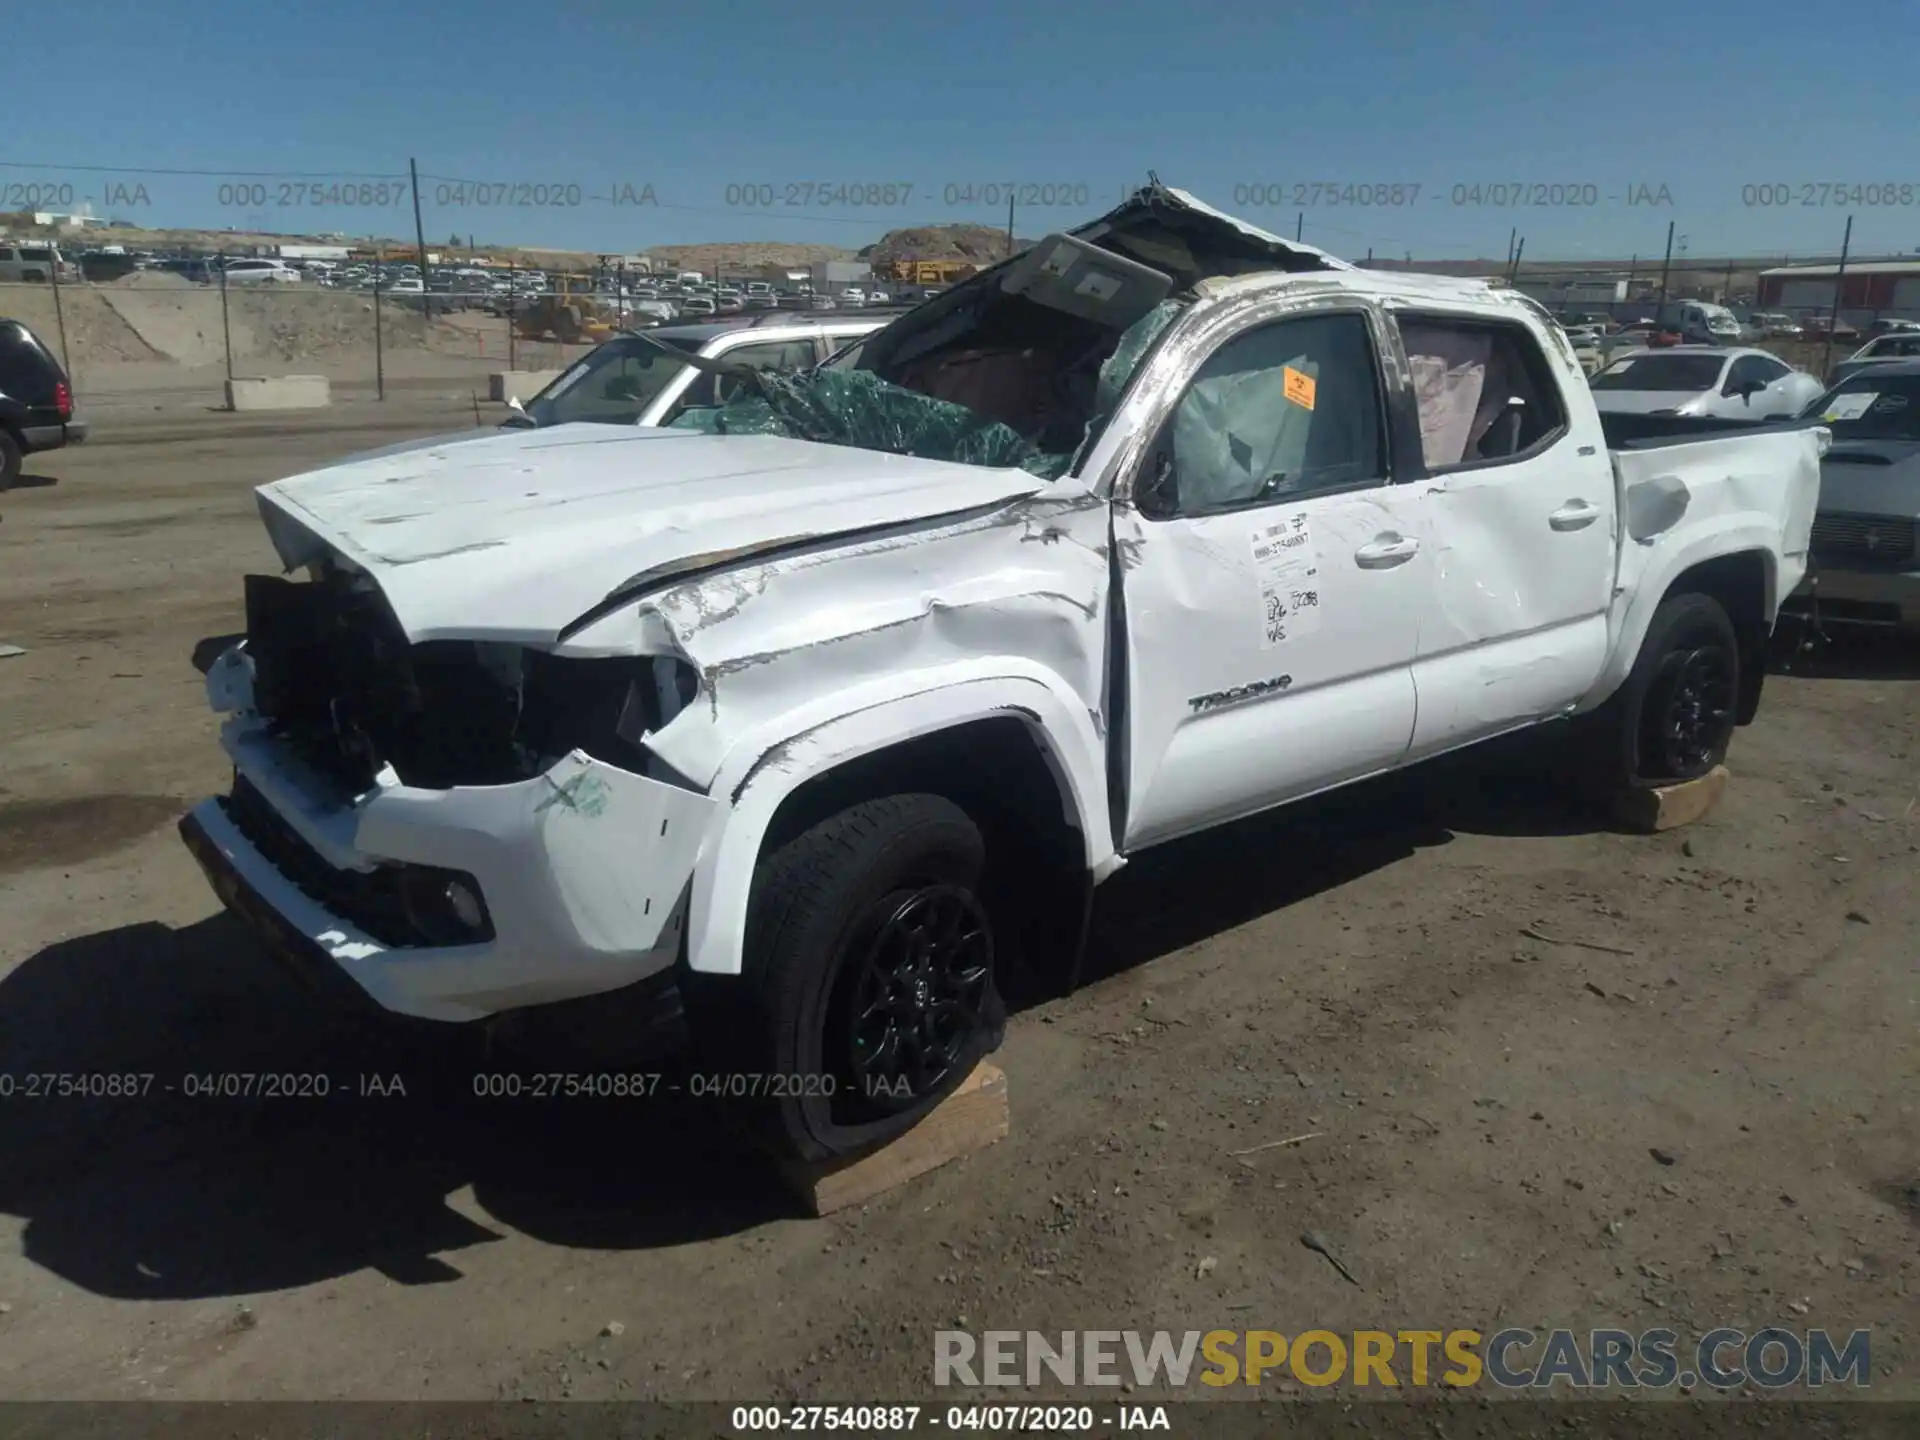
[
  {"x1": 218, "y1": 248, "x2": 234, "y2": 387},
  {"x1": 408, "y1": 157, "x2": 432, "y2": 317},
  {"x1": 1507, "y1": 227, "x2": 1517, "y2": 268},
  {"x1": 1006, "y1": 194, "x2": 1015, "y2": 258},
  {"x1": 1821, "y1": 215, "x2": 1854, "y2": 380},
  {"x1": 1507, "y1": 236, "x2": 1525, "y2": 285},
  {"x1": 1295, "y1": 212, "x2": 1303, "y2": 242},
  {"x1": 373, "y1": 239, "x2": 386, "y2": 401},
  {"x1": 1655, "y1": 220, "x2": 1676, "y2": 321}
]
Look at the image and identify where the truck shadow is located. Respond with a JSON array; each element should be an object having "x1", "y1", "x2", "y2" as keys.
[
  {"x1": 0, "y1": 914, "x2": 788, "y2": 1300},
  {"x1": 0, "y1": 731, "x2": 1606, "y2": 1301},
  {"x1": 1082, "y1": 729, "x2": 1601, "y2": 983}
]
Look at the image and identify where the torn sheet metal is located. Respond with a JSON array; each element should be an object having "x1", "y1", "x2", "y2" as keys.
[{"x1": 255, "y1": 426, "x2": 1045, "y2": 644}]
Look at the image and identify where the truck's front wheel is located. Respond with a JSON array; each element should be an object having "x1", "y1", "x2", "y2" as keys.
[
  {"x1": 699, "y1": 793, "x2": 1005, "y2": 1163},
  {"x1": 1582, "y1": 591, "x2": 1741, "y2": 793}
]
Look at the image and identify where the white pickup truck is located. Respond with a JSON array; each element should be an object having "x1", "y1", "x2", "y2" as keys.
[{"x1": 180, "y1": 186, "x2": 1824, "y2": 1163}]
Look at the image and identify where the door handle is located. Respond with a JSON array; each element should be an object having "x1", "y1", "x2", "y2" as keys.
[
  {"x1": 1549, "y1": 500, "x2": 1600, "y2": 531},
  {"x1": 1354, "y1": 533, "x2": 1420, "y2": 567}
]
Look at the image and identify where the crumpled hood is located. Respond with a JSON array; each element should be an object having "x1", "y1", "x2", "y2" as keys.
[{"x1": 255, "y1": 422, "x2": 1045, "y2": 644}]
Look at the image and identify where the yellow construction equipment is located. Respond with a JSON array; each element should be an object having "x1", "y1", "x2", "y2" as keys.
[{"x1": 513, "y1": 276, "x2": 620, "y2": 343}]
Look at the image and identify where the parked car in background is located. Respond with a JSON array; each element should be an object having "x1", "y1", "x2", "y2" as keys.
[
  {"x1": 1801, "y1": 315, "x2": 1860, "y2": 342},
  {"x1": 223, "y1": 259, "x2": 301, "y2": 285},
  {"x1": 1825, "y1": 331, "x2": 1920, "y2": 387},
  {"x1": 1782, "y1": 362, "x2": 1920, "y2": 631},
  {"x1": 1590, "y1": 347, "x2": 1824, "y2": 419},
  {"x1": 0, "y1": 318, "x2": 87, "y2": 486},
  {"x1": 506, "y1": 314, "x2": 887, "y2": 431},
  {"x1": 1864, "y1": 318, "x2": 1920, "y2": 336},
  {"x1": 678, "y1": 295, "x2": 717, "y2": 317},
  {"x1": 0, "y1": 245, "x2": 80, "y2": 284}
]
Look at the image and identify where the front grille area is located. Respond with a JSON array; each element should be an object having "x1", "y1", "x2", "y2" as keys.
[
  {"x1": 242, "y1": 571, "x2": 677, "y2": 791},
  {"x1": 220, "y1": 777, "x2": 493, "y2": 948},
  {"x1": 1810, "y1": 513, "x2": 1917, "y2": 567}
]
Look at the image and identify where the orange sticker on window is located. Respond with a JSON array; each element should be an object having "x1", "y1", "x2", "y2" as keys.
[{"x1": 1283, "y1": 366, "x2": 1316, "y2": 410}]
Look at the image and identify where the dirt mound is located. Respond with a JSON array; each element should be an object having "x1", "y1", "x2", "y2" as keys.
[
  {"x1": 0, "y1": 281, "x2": 161, "y2": 365},
  {"x1": 866, "y1": 225, "x2": 1028, "y2": 267}
]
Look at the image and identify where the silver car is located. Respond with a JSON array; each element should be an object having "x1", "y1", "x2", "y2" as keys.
[
  {"x1": 1825, "y1": 331, "x2": 1920, "y2": 388},
  {"x1": 1589, "y1": 346, "x2": 1824, "y2": 420}
]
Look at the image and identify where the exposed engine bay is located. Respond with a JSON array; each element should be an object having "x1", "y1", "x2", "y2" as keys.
[{"x1": 242, "y1": 568, "x2": 697, "y2": 794}]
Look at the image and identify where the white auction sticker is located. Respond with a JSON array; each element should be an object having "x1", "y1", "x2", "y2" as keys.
[
  {"x1": 1250, "y1": 515, "x2": 1322, "y2": 647},
  {"x1": 1823, "y1": 392, "x2": 1878, "y2": 421}
]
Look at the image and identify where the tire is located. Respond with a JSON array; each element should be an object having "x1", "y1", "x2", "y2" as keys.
[
  {"x1": 554, "y1": 305, "x2": 582, "y2": 344},
  {"x1": 1579, "y1": 592, "x2": 1741, "y2": 795},
  {"x1": 692, "y1": 793, "x2": 1006, "y2": 1164},
  {"x1": 0, "y1": 429, "x2": 22, "y2": 489}
]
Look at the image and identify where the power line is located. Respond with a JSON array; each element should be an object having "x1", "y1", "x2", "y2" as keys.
[{"x1": 0, "y1": 160, "x2": 409, "y2": 179}]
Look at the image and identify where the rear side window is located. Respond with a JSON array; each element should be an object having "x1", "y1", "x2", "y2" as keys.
[
  {"x1": 0, "y1": 325, "x2": 55, "y2": 395},
  {"x1": 1396, "y1": 316, "x2": 1569, "y2": 468}
]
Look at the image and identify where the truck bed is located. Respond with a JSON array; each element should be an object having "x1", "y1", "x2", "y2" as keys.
[{"x1": 1600, "y1": 412, "x2": 1826, "y2": 451}]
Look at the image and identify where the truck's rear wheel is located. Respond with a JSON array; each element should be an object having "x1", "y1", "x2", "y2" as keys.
[
  {"x1": 1581, "y1": 592, "x2": 1740, "y2": 794},
  {"x1": 695, "y1": 793, "x2": 1005, "y2": 1164},
  {"x1": 0, "y1": 430, "x2": 21, "y2": 489}
]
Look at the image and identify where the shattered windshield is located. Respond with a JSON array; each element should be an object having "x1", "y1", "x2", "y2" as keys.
[
  {"x1": 665, "y1": 297, "x2": 1188, "y2": 479},
  {"x1": 527, "y1": 335, "x2": 702, "y2": 426}
]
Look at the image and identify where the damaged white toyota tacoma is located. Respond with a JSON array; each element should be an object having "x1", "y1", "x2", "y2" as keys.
[{"x1": 180, "y1": 185, "x2": 1824, "y2": 1162}]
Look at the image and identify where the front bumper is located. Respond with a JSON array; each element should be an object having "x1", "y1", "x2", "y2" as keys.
[{"x1": 183, "y1": 697, "x2": 720, "y2": 1023}]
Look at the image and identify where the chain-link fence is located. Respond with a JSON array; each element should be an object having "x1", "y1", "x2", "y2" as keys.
[
  {"x1": 0, "y1": 255, "x2": 680, "y2": 416},
  {"x1": 7, "y1": 218, "x2": 1913, "y2": 416}
]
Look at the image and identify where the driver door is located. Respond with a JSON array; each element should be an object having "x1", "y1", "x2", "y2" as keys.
[{"x1": 1114, "y1": 305, "x2": 1428, "y2": 850}]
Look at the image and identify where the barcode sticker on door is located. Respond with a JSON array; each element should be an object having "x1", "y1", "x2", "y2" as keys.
[{"x1": 1250, "y1": 517, "x2": 1320, "y2": 648}]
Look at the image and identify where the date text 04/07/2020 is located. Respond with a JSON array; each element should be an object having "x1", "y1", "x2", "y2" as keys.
[
  {"x1": 727, "y1": 1404, "x2": 1169, "y2": 1432},
  {"x1": 1228, "y1": 182, "x2": 1675, "y2": 208},
  {"x1": 466, "y1": 1071, "x2": 898, "y2": 1100},
  {"x1": 719, "y1": 183, "x2": 1095, "y2": 209}
]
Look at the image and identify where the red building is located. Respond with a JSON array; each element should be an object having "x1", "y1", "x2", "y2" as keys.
[{"x1": 1756, "y1": 259, "x2": 1920, "y2": 314}]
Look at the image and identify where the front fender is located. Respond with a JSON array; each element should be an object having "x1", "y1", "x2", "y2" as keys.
[{"x1": 677, "y1": 665, "x2": 1115, "y2": 977}]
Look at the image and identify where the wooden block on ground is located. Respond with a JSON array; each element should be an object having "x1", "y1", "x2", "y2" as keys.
[
  {"x1": 779, "y1": 1063, "x2": 1008, "y2": 1216},
  {"x1": 1613, "y1": 764, "x2": 1730, "y2": 833}
]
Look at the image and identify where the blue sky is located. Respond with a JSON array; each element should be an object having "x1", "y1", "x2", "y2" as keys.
[{"x1": 9, "y1": 0, "x2": 1917, "y2": 264}]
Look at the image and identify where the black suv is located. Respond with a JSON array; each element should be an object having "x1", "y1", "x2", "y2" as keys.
[{"x1": 0, "y1": 319, "x2": 87, "y2": 485}]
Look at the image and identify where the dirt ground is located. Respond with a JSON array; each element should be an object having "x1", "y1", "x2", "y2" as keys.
[{"x1": 0, "y1": 408, "x2": 1915, "y2": 1409}]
